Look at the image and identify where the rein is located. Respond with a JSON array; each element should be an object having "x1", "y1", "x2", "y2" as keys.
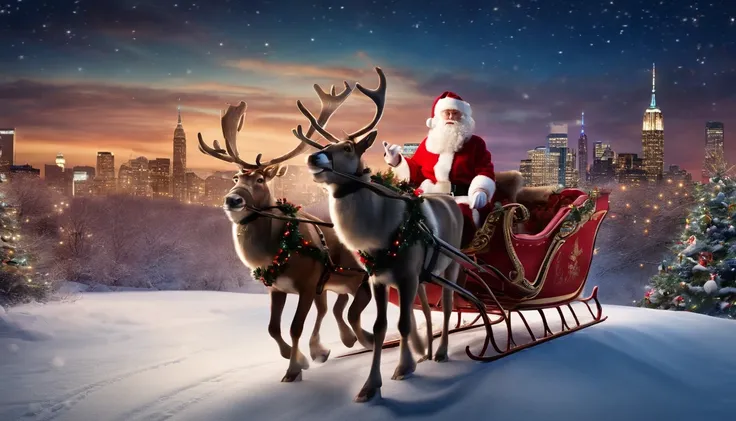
[
  {"x1": 238, "y1": 203, "x2": 334, "y2": 228},
  {"x1": 321, "y1": 166, "x2": 496, "y2": 281},
  {"x1": 325, "y1": 168, "x2": 416, "y2": 203},
  {"x1": 237, "y1": 200, "x2": 365, "y2": 293}
]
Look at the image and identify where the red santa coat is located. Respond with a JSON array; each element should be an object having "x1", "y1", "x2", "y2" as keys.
[{"x1": 392, "y1": 135, "x2": 497, "y2": 239}]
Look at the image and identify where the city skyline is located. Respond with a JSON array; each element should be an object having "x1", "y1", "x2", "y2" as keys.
[{"x1": 1, "y1": 0, "x2": 735, "y2": 177}]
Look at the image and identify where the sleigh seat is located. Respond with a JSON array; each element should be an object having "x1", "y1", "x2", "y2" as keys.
[{"x1": 458, "y1": 171, "x2": 580, "y2": 249}]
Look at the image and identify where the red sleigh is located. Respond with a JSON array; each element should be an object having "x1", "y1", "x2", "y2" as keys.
[{"x1": 341, "y1": 172, "x2": 610, "y2": 361}]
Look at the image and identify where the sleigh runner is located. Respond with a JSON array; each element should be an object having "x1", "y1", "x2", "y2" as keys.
[{"x1": 339, "y1": 177, "x2": 610, "y2": 361}]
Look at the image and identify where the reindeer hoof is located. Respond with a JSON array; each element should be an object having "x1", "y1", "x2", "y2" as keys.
[
  {"x1": 340, "y1": 332, "x2": 358, "y2": 348},
  {"x1": 434, "y1": 353, "x2": 449, "y2": 362},
  {"x1": 281, "y1": 371, "x2": 303, "y2": 382},
  {"x1": 354, "y1": 386, "x2": 381, "y2": 403},
  {"x1": 391, "y1": 364, "x2": 416, "y2": 380},
  {"x1": 311, "y1": 349, "x2": 331, "y2": 363},
  {"x1": 297, "y1": 353, "x2": 310, "y2": 370},
  {"x1": 434, "y1": 346, "x2": 449, "y2": 362}
]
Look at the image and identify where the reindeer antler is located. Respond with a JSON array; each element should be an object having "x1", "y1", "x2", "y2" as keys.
[
  {"x1": 293, "y1": 81, "x2": 354, "y2": 148},
  {"x1": 262, "y1": 81, "x2": 353, "y2": 164},
  {"x1": 197, "y1": 101, "x2": 261, "y2": 170},
  {"x1": 345, "y1": 67, "x2": 387, "y2": 141}
]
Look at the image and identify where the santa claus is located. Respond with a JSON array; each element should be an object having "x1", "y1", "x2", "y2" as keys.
[{"x1": 383, "y1": 91, "x2": 496, "y2": 231}]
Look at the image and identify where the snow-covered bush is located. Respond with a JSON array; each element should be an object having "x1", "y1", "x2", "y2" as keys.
[{"x1": 48, "y1": 194, "x2": 255, "y2": 291}]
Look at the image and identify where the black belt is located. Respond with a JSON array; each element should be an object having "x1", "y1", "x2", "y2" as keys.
[{"x1": 451, "y1": 184, "x2": 469, "y2": 196}]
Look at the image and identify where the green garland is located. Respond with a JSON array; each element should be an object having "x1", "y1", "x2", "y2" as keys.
[
  {"x1": 252, "y1": 199, "x2": 328, "y2": 287},
  {"x1": 356, "y1": 171, "x2": 432, "y2": 276},
  {"x1": 563, "y1": 194, "x2": 597, "y2": 224},
  {"x1": 369, "y1": 169, "x2": 420, "y2": 196}
]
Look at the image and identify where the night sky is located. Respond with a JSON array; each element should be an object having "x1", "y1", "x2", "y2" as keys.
[{"x1": 1, "y1": 0, "x2": 735, "y2": 177}]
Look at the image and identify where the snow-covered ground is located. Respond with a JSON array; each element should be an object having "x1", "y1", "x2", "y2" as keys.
[{"x1": 1, "y1": 287, "x2": 735, "y2": 421}]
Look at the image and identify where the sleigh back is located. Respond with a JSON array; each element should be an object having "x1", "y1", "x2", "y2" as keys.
[{"x1": 453, "y1": 188, "x2": 610, "y2": 312}]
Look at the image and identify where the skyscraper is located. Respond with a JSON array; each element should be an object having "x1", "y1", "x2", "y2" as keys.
[
  {"x1": 172, "y1": 106, "x2": 187, "y2": 201},
  {"x1": 702, "y1": 121, "x2": 725, "y2": 182},
  {"x1": 150, "y1": 158, "x2": 172, "y2": 198},
  {"x1": 642, "y1": 63, "x2": 664, "y2": 184},
  {"x1": 55, "y1": 152, "x2": 65, "y2": 170},
  {"x1": 547, "y1": 123, "x2": 576, "y2": 186},
  {"x1": 96, "y1": 152, "x2": 116, "y2": 195},
  {"x1": 577, "y1": 112, "x2": 588, "y2": 186},
  {"x1": 401, "y1": 143, "x2": 419, "y2": 158},
  {"x1": 593, "y1": 141, "x2": 611, "y2": 160},
  {"x1": 0, "y1": 128, "x2": 15, "y2": 171}
]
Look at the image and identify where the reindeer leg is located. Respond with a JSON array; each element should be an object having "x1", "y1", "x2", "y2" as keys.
[
  {"x1": 268, "y1": 290, "x2": 292, "y2": 360},
  {"x1": 309, "y1": 292, "x2": 331, "y2": 363},
  {"x1": 435, "y1": 261, "x2": 459, "y2": 362},
  {"x1": 282, "y1": 292, "x2": 313, "y2": 382},
  {"x1": 355, "y1": 281, "x2": 387, "y2": 403},
  {"x1": 348, "y1": 280, "x2": 374, "y2": 349},
  {"x1": 333, "y1": 293, "x2": 358, "y2": 348},
  {"x1": 392, "y1": 279, "x2": 419, "y2": 381},
  {"x1": 415, "y1": 284, "x2": 432, "y2": 362},
  {"x1": 408, "y1": 308, "x2": 425, "y2": 359}
]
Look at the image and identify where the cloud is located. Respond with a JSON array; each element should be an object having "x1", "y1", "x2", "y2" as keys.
[
  {"x1": 0, "y1": 74, "x2": 435, "y2": 176},
  {"x1": 3, "y1": 57, "x2": 734, "y2": 180},
  {"x1": 224, "y1": 59, "x2": 366, "y2": 81},
  {"x1": 223, "y1": 53, "x2": 425, "y2": 98},
  {"x1": 411, "y1": 69, "x2": 736, "y2": 173}
]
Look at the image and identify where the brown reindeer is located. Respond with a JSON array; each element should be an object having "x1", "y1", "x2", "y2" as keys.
[
  {"x1": 198, "y1": 97, "x2": 374, "y2": 383},
  {"x1": 292, "y1": 67, "x2": 464, "y2": 402}
]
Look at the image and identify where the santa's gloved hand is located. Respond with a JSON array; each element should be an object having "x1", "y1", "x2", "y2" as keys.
[
  {"x1": 382, "y1": 141, "x2": 402, "y2": 166},
  {"x1": 469, "y1": 190, "x2": 488, "y2": 209}
]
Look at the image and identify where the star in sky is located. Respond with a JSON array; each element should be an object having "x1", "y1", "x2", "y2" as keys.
[{"x1": 0, "y1": 0, "x2": 735, "y2": 176}]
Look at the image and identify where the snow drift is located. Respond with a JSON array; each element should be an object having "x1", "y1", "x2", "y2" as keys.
[{"x1": 1, "y1": 289, "x2": 735, "y2": 421}]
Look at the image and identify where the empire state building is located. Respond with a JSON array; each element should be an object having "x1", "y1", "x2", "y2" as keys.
[
  {"x1": 642, "y1": 63, "x2": 664, "y2": 184},
  {"x1": 172, "y1": 106, "x2": 187, "y2": 201}
]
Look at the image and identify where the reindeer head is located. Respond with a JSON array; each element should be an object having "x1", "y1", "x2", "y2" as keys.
[
  {"x1": 293, "y1": 67, "x2": 386, "y2": 187},
  {"x1": 222, "y1": 165, "x2": 288, "y2": 222},
  {"x1": 197, "y1": 101, "x2": 312, "y2": 224}
]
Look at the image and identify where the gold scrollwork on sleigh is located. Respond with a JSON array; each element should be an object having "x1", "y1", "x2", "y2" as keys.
[
  {"x1": 462, "y1": 209, "x2": 502, "y2": 255},
  {"x1": 462, "y1": 193, "x2": 599, "y2": 299},
  {"x1": 502, "y1": 204, "x2": 536, "y2": 293}
]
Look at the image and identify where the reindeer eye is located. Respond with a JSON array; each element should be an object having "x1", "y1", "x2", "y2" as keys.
[
  {"x1": 232, "y1": 176, "x2": 238, "y2": 183},
  {"x1": 344, "y1": 144, "x2": 352, "y2": 152},
  {"x1": 256, "y1": 177, "x2": 265, "y2": 183}
]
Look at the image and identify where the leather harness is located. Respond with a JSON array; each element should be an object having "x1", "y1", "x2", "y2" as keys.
[{"x1": 238, "y1": 203, "x2": 368, "y2": 295}]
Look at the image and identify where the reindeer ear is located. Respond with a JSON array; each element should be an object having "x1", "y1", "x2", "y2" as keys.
[
  {"x1": 355, "y1": 131, "x2": 378, "y2": 156},
  {"x1": 275, "y1": 165, "x2": 288, "y2": 177},
  {"x1": 262, "y1": 165, "x2": 277, "y2": 179},
  {"x1": 263, "y1": 164, "x2": 287, "y2": 179}
]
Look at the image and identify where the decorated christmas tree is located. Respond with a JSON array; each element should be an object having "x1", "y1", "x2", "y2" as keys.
[
  {"x1": 638, "y1": 152, "x2": 736, "y2": 318},
  {"x1": 0, "y1": 147, "x2": 50, "y2": 306}
]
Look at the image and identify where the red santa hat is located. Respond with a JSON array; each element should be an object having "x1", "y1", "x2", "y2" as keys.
[{"x1": 426, "y1": 91, "x2": 473, "y2": 128}]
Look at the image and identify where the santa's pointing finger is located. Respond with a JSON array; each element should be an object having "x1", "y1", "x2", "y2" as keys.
[{"x1": 382, "y1": 141, "x2": 401, "y2": 166}]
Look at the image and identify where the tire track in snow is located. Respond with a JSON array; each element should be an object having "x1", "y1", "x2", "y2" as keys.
[
  {"x1": 119, "y1": 361, "x2": 278, "y2": 421},
  {"x1": 16, "y1": 347, "x2": 220, "y2": 421}
]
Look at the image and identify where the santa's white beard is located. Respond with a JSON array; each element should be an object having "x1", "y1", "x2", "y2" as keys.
[{"x1": 425, "y1": 116, "x2": 475, "y2": 154}]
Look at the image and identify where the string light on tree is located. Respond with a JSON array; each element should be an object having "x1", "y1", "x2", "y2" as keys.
[
  {"x1": 638, "y1": 163, "x2": 736, "y2": 318},
  {"x1": 601, "y1": 177, "x2": 695, "y2": 271},
  {"x1": 0, "y1": 159, "x2": 49, "y2": 305}
]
